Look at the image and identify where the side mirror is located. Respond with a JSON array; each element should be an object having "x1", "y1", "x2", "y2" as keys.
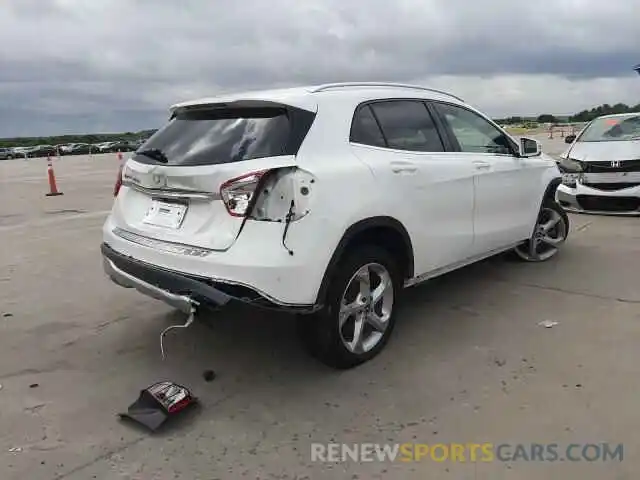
[
  {"x1": 519, "y1": 137, "x2": 541, "y2": 157},
  {"x1": 564, "y1": 134, "x2": 576, "y2": 144}
]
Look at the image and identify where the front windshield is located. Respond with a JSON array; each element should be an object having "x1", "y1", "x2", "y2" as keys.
[{"x1": 578, "y1": 114, "x2": 640, "y2": 142}]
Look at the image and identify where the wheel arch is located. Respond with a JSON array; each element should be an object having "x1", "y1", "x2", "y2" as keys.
[
  {"x1": 541, "y1": 177, "x2": 562, "y2": 210},
  {"x1": 315, "y1": 216, "x2": 414, "y2": 306},
  {"x1": 527, "y1": 176, "x2": 563, "y2": 236}
]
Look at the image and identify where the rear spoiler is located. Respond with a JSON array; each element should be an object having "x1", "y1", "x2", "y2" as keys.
[{"x1": 169, "y1": 97, "x2": 318, "y2": 119}]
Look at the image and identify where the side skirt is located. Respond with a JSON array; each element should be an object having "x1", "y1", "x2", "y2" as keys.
[{"x1": 404, "y1": 241, "x2": 525, "y2": 288}]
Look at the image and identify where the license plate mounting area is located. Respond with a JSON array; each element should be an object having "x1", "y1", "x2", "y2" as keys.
[{"x1": 142, "y1": 200, "x2": 188, "y2": 229}]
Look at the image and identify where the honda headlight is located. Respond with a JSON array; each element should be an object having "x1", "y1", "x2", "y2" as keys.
[
  {"x1": 558, "y1": 157, "x2": 583, "y2": 187},
  {"x1": 558, "y1": 157, "x2": 583, "y2": 173}
]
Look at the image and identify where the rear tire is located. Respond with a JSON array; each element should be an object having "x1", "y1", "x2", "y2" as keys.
[
  {"x1": 514, "y1": 198, "x2": 569, "y2": 262},
  {"x1": 297, "y1": 245, "x2": 403, "y2": 369}
]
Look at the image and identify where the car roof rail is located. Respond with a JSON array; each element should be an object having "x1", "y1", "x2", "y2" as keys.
[{"x1": 311, "y1": 82, "x2": 464, "y2": 102}]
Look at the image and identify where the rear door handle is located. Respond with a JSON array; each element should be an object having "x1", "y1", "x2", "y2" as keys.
[
  {"x1": 391, "y1": 161, "x2": 417, "y2": 173},
  {"x1": 473, "y1": 161, "x2": 491, "y2": 170}
]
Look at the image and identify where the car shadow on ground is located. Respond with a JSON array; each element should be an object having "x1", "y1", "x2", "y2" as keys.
[{"x1": 106, "y1": 251, "x2": 518, "y2": 384}]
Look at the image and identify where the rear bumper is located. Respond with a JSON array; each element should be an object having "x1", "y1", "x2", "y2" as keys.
[
  {"x1": 102, "y1": 208, "x2": 331, "y2": 309},
  {"x1": 101, "y1": 240, "x2": 321, "y2": 313},
  {"x1": 557, "y1": 183, "x2": 640, "y2": 216},
  {"x1": 102, "y1": 243, "x2": 232, "y2": 312}
]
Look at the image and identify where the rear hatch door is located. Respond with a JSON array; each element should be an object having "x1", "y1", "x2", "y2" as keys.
[{"x1": 110, "y1": 102, "x2": 315, "y2": 251}]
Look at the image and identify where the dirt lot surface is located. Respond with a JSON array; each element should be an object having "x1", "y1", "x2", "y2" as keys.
[{"x1": 1, "y1": 137, "x2": 638, "y2": 479}]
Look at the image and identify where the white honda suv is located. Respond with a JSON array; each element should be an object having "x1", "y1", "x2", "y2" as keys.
[{"x1": 102, "y1": 82, "x2": 568, "y2": 369}]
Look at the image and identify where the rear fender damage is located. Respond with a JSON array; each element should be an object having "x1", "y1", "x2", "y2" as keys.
[{"x1": 249, "y1": 167, "x2": 315, "y2": 222}]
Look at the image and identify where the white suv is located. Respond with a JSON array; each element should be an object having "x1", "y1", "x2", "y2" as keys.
[{"x1": 102, "y1": 82, "x2": 568, "y2": 369}]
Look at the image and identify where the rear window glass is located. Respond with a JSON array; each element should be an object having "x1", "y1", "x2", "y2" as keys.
[{"x1": 133, "y1": 106, "x2": 313, "y2": 166}]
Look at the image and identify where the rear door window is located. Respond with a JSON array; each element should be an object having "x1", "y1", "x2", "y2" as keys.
[
  {"x1": 369, "y1": 100, "x2": 445, "y2": 152},
  {"x1": 133, "y1": 106, "x2": 314, "y2": 166}
]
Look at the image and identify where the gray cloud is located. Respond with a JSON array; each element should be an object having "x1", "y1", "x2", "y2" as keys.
[{"x1": 1, "y1": 0, "x2": 639, "y2": 137}]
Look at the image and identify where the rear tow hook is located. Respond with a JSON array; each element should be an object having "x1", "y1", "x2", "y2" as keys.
[{"x1": 159, "y1": 301, "x2": 199, "y2": 360}]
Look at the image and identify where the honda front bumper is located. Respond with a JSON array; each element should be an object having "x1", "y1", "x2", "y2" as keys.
[{"x1": 557, "y1": 180, "x2": 640, "y2": 216}]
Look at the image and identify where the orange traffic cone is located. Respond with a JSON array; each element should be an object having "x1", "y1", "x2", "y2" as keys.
[{"x1": 45, "y1": 155, "x2": 64, "y2": 197}]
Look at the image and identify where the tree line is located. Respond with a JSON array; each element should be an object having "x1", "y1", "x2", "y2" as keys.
[
  {"x1": 0, "y1": 129, "x2": 158, "y2": 149},
  {"x1": 495, "y1": 102, "x2": 640, "y2": 125}
]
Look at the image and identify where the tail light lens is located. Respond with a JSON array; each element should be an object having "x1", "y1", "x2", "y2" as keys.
[
  {"x1": 219, "y1": 170, "x2": 270, "y2": 217},
  {"x1": 113, "y1": 163, "x2": 124, "y2": 196}
]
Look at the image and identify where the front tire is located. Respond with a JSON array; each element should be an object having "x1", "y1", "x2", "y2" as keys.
[
  {"x1": 514, "y1": 199, "x2": 569, "y2": 262},
  {"x1": 297, "y1": 245, "x2": 403, "y2": 369}
]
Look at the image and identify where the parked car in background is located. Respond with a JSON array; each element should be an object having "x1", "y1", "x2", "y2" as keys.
[
  {"x1": 114, "y1": 140, "x2": 138, "y2": 152},
  {"x1": 96, "y1": 141, "x2": 136, "y2": 153},
  {"x1": 59, "y1": 144, "x2": 74, "y2": 155},
  {"x1": 61, "y1": 143, "x2": 98, "y2": 155},
  {"x1": 102, "y1": 82, "x2": 568, "y2": 369},
  {"x1": 25, "y1": 145, "x2": 57, "y2": 158},
  {"x1": 22, "y1": 146, "x2": 37, "y2": 157},
  {"x1": 95, "y1": 142, "x2": 114, "y2": 153},
  {"x1": 0, "y1": 147, "x2": 15, "y2": 160},
  {"x1": 11, "y1": 147, "x2": 29, "y2": 158},
  {"x1": 557, "y1": 112, "x2": 640, "y2": 215},
  {"x1": 130, "y1": 139, "x2": 145, "y2": 149},
  {"x1": 57, "y1": 144, "x2": 72, "y2": 155}
]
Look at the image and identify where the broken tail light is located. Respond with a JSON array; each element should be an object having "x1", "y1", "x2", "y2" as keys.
[
  {"x1": 118, "y1": 381, "x2": 198, "y2": 432},
  {"x1": 220, "y1": 170, "x2": 271, "y2": 217}
]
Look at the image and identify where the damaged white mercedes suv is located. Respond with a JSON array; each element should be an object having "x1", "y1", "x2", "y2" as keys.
[{"x1": 102, "y1": 82, "x2": 568, "y2": 369}]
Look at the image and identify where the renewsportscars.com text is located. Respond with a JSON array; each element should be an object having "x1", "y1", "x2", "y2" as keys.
[{"x1": 311, "y1": 442, "x2": 624, "y2": 463}]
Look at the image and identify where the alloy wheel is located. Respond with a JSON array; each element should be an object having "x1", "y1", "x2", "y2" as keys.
[
  {"x1": 515, "y1": 207, "x2": 567, "y2": 261},
  {"x1": 338, "y1": 263, "x2": 394, "y2": 354}
]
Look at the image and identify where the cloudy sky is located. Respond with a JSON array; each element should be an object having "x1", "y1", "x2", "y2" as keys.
[{"x1": 1, "y1": 0, "x2": 639, "y2": 137}]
